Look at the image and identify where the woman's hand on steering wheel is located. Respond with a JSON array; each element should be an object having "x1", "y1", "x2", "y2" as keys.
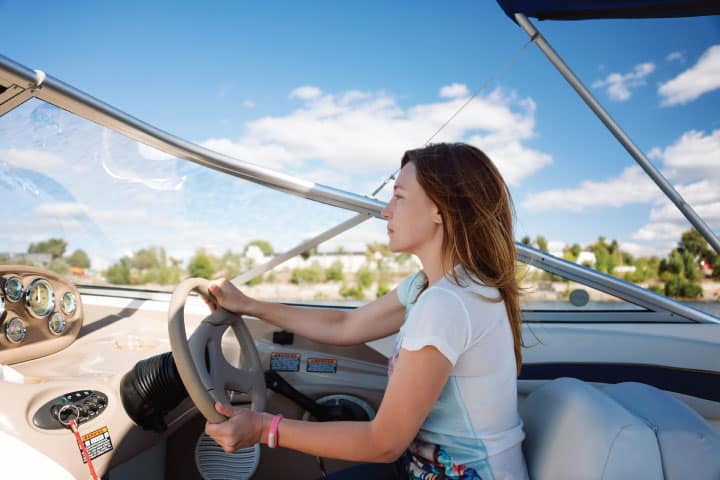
[
  {"x1": 205, "y1": 402, "x2": 268, "y2": 452},
  {"x1": 205, "y1": 278, "x2": 256, "y2": 315}
]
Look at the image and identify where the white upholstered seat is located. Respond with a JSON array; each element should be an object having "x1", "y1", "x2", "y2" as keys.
[{"x1": 519, "y1": 377, "x2": 720, "y2": 480}]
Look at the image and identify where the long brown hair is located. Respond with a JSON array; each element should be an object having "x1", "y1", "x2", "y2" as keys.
[{"x1": 401, "y1": 143, "x2": 523, "y2": 375}]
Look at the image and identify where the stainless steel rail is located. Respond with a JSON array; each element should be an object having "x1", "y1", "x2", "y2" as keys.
[
  {"x1": 514, "y1": 14, "x2": 720, "y2": 257},
  {"x1": 0, "y1": 54, "x2": 386, "y2": 218}
]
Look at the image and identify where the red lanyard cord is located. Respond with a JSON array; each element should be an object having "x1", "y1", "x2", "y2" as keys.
[{"x1": 68, "y1": 418, "x2": 99, "y2": 480}]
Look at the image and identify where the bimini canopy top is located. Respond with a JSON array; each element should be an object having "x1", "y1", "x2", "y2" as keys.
[{"x1": 496, "y1": 0, "x2": 720, "y2": 21}]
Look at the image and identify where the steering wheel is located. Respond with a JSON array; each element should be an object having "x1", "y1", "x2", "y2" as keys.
[{"x1": 168, "y1": 278, "x2": 266, "y2": 423}]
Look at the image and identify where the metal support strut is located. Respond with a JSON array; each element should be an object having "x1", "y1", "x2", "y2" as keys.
[{"x1": 514, "y1": 13, "x2": 720, "y2": 256}]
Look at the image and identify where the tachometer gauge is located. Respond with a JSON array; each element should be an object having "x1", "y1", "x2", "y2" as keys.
[
  {"x1": 26, "y1": 279, "x2": 55, "y2": 318},
  {"x1": 4, "y1": 276, "x2": 23, "y2": 302},
  {"x1": 48, "y1": 312, "x2": 66, "y2": 335},
  {"x1": 5, "y1": 317, "x2": 27, "y2": 343},
  {"x1": 61, "y1": 291, "x2": 77, "y2": 315}
]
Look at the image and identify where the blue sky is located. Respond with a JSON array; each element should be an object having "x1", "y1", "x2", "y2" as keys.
[{"x1": 0, "y1": 1, "x2": 718, "y2": 267}]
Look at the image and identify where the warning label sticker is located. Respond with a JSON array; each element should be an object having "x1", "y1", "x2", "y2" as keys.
[
  {"x1": 270, "y1": 352, "x2": 301, "y2": 372},
  {"x1": 306, "y1": 358, "x2": 337, "y2": 374},
  {"x1": 79, "y1": 426, "x2": 113, "y2": 463}
]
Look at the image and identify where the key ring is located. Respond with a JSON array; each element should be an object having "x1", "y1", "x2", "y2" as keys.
[{"x1": 56, "y1": 404, "x2": 81, "y2": 427}]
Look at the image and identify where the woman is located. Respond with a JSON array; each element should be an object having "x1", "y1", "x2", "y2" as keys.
[{"x1": 205, "y1": 143, "x2": 528, "y2": 479}]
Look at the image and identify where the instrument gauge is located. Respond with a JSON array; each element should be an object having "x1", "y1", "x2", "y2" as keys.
[
  {"x1": 26, "y1": 279, "x2": 55, "y2": 318},
  {"x1": 4, "y1": 277, "x2": 23, "y2": 302},
  {"x1": 48, "y1": 312, "x2": 67, "y2": 335},
  {"x1": 61, "y1": 292, "x2": 77, "y2": 315},
  {"x1": 5, "y1": 317, "x2": 27, "y2": 343}
]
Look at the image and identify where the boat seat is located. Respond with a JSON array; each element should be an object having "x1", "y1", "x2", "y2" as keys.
[{"x1": 519, "y1": 377, "x2": 720, "y2": 480}]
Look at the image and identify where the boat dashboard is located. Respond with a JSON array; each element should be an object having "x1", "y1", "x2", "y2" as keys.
[{"x1": 0, "y1": 266, "x2": 389, "y2": 479}]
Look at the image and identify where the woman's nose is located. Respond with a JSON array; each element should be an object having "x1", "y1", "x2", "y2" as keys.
[{"x1": 381, "y1": 204, "x2": 391, "y2": 219}]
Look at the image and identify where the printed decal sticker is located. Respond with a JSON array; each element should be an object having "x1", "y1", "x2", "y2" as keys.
[
  {"x1": 306, "y1": 358, "x2": 338, "y2": 374},
  {"x1": 270, "y1": 352, "x2": 301, "y2": 372},
  {"x1": 79, "y1": 426, "x2": 113, "y2": 463}
]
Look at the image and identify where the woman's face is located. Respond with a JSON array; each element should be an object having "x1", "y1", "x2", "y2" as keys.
[{"x1": 381, "y1": 162, "x2": 442, "y2": 255}]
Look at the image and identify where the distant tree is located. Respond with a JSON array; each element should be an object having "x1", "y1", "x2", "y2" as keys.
[
  {"x1": 219, "y1": 250, "x2": 246, "y2": 278},
  {"x1": 520, "y1": 236, "x2": 531, "y2": 246},
  {"x1": 28, "y1": 238, "x2": 67, "y2": 259},
  {"x1": 130, "y1": 247, "x2": 162, "y2": 270},
  {"x1": 680, "y1": 228, "x2": 709, "y2": 261},
  {"x1": 67, "y1": 249, "x2": 91, "y2": 269},
  {"x1": 105, "y1": 258, "x2": 131, "y2": 285},
  {"x1": 245, "y1": 240, "x2": 273, "y2": 256},
  {"x1": 0, "y1": 253, "x2": 10, "y2": 264},
  {"x1": 188, "y1": 249, "x2": 216, "y2": 279},
  {"x1": 300, "y1": 246, "x2": 318, "y2": 260},
  {"x1": 48, "y1": 258, "x2": 70, "y2": 275},
  {"x1": 535, "y1": 235, "x2": 548, "y2": 253},
  {"x1": 621, "y1": 251, "x2": 634, "y2": 265}
]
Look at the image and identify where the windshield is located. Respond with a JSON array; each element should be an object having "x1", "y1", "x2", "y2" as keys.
[
  {"x1": 0, "y1": 99, "x2": 408, "y2": 301},
  {"x1": 1, "y1": 96, "x2": 718, "y2": 317}
]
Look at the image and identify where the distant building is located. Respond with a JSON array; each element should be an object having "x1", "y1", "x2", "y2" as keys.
[
  {"x1": 576, "y1": 251, "x2": 596, "y2": 266},
  {"x1": 613, "y1": 265, "x2": 637, "y2": 274},
  {"x1": 0, "y1": 252, "x2": 52, "y2": 265}
]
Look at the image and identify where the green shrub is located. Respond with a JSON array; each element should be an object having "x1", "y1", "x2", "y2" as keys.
[
  {"x1": 340, "y1": 283, "x2": 365, "y2": 300},
  {"x1": 291, "y1": 261, "x2": 324, "y2": 284},
  {"x1": 356, "y1": 266, "x2": 374, "y2": 289},
  {"x1": 325, "y1": 260, "x2": 344, "y2": 281}
]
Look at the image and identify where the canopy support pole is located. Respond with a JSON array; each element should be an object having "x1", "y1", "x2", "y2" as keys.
[{"x1": 515, "y1": 13, "x2": 720, "y2": 256}]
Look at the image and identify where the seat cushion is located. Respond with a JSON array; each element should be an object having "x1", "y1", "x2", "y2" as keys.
[
  {"x1": 520, "y1": 377, "x2": 663, "y2": 480},
  {"x1": 602, "y1": 382, "x2": 720, "y2": 480}
]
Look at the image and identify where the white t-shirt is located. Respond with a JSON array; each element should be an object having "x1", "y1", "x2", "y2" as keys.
[{"x1": 391, "y1": 270, "x2": 528, "y2": 480}]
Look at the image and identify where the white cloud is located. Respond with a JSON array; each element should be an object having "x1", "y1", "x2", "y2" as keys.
[
  {"x1": 439, "y1": 83, "x2": 469, "y2": 98},
  {"x1": 201, "y1": 85, "x2": 551, "y2": 186},
  {"x1": 0, "y1": 148, "x2": 64, "y2": 169},
  {"x1": 592, "y1": 62, "x2": 655, "y2": 101},
  {"x1": 648, "y1": 129, "x2": 720, "y2": 182},
  {"x1": 290, "y1": 86, "x2": 322, "y2": 100},
  {"x1": 659, "y1": 44, "x2": 720, "y2": 106},
  {"x1": 631, "y1": 222, "x2": 687, "y2": 242},
  {"x1": 90, "y1": 209, "x2": 149, "y2": 223},
  {"x1": 522, "y1": 166, "x2": 659, "y2": 212},
  {"x1": 666, "y1": 51, "x2": 685, "y2": 62},
  {"x1": 35, "y1": 202, "x2": 89, "y2": 217},
  {"x1": 620, "y1": 240, "x2": 675, "y2": 258},
  {"x1": 242, "y1": 100, "x2": 256, "y2": 109}
]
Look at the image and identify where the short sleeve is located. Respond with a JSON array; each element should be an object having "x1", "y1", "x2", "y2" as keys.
[
  {"x1": 400, "y1": 287, "x2": 471, "y2": 366},
  {"x1": 395, "y1": 271, "x2": 425, "y2": 307}
]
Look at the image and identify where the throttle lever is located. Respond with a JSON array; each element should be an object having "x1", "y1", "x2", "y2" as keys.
[{"x1": 264, "y1": 370, "x2": 334, "y2": 421}]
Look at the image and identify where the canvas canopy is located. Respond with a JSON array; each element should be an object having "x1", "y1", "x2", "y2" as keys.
[{"x1": 496, "y1": 0, "x2": 720, "y2": 21}]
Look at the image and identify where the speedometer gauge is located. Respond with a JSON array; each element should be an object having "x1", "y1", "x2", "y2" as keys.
[
  {"x1": 26, "y1": 279, "x2": 55, "y2": 317},
  {"x1": 4, "y1": 276, "x2": 23, "y2": 302}
]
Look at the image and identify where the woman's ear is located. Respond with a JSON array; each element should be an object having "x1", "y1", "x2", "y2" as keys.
[{"x1": 432, "y1": 206, "x2": 442, "y2": 225}]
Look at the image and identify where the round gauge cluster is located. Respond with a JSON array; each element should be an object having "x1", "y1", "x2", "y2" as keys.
[{"x1": 1, "y1": 275, "x2": 78, "y2": 344}]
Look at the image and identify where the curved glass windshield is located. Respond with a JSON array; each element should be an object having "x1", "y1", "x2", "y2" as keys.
[{"x1": 1, "y1": 99, "x2": 414, "y2": 301}]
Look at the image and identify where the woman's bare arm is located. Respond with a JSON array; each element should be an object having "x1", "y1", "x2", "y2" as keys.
[{"x1": 207, "y1": 278, "x2": 406, "y2": 345}]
